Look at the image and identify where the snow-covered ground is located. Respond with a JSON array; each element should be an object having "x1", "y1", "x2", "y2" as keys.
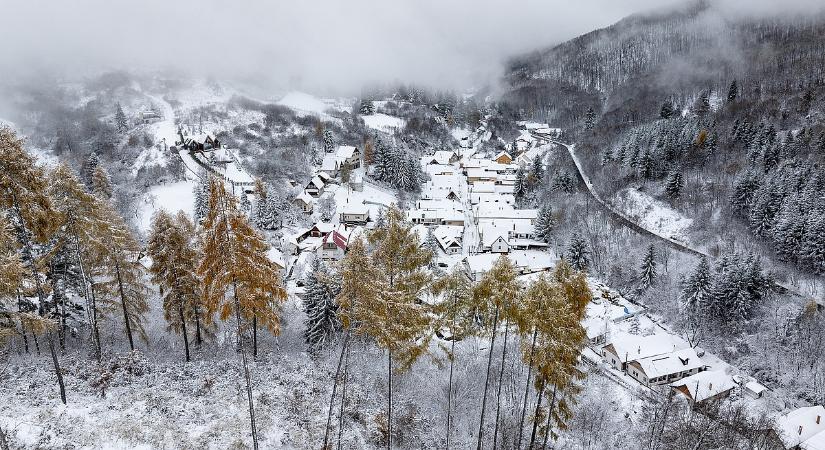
[
  {"x1": 361, "y1": 113, "x2": 405, "y2": 133},
  {"x1": 613, "y1": 188, "x2": 693, "y2": 242},
  {"x1": 136, "y1": 179, "x2": 197, "y2": 232}
]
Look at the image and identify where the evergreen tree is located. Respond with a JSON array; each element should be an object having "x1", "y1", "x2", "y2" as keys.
[
  {"x1": 81, "y1": 152, "x2": 100, "y2": 189},
  {"x1": 665, "y1": 170, "x2": 683, "y2": 199},
  {"x1": 566, "y1": 233, "x2": 590, "y2": 272},
  {"x1": 323, "y1": 129, "x2": 336, "y2": 153},
  {"x1": 731, "y1": 169, "x2": 761, "y2": 214},
  {"x1": 639, "y1": 149, "x2": 655, "y2": 180},
  {"x1": 302, "y1": 257, "x2": 341, "y2": 353},
  {"x1": 727, "y1": 80, "x2": 738, "y2": 102},
  {"x1": 197, "y1": 177, "x2": 287, "y2": 450},
  {"x1": 514, "y1": 168, "x2": 527, "y2": 202},
  {"x1": 531, "y1": 154, "x2": 544, "y2": 183},
  {"x1": 147, "y1": 210, "x2": 205, "y2": 361},
  {"x1": 114, "y1": 103, "x2": 128, "y2": 133},
  {"x1": 638, "y1": 245, "x2": 657, "y2": 289},
  {"x1": 534, "y1": 204, "x2": 555, "y2": 244},
  {"x1": 660, "y1": 100, "x2": 675, "y2": 119},
  {"x1": 359, "y1": 99, "x2": 375, "y2": 115},
  {"x1": 91, "y1": 165, "x2": 112, "y2": 199},
  {"x1": 193, "y1": 175, "x2": 209, "y2": 224},
  {"x1": 0, "y1": 127, "x2": 66, "y2": 403},
  {"x1": 681, "y1": 257, "x2": 711, "y2": 310},
  {"x1": 801, "y1": 209, "x2": 825, "y2": 273},
  {"x1": 584, "y1": 107, "x2": 596, "y2": 130}
]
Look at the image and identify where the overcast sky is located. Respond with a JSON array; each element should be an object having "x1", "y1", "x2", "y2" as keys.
[{"x1": 1, "y1": 0, "x2": 823, "y2": 94}]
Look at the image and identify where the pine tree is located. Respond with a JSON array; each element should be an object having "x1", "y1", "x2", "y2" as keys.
[
  {"x1": 472, "y1": 255, "x2": 521, "y2": 449},
  {"x1": 681, "y1": 257, "x2": 711, "y2": 310},
  {"x1": 639, "y1": 245, "x2": 657, "y2": 289},
  {"x1": 801, "y1": 209, "x2": 825, "y2": 273},
  {"x1": 302, "y1": 257, "x2": 341, "y2": 353},
  {"x1": 197, "y1": 177, "x2": 287, "y2": 450},
  {"x1": 660, "y1": 100, "x2": 675, "y2": 119},
  {"x1": 115, "y1": 103, "x2": 128, "y2": 133},
  {"x1": 359, "y1": 99, "x2": 375, "y2": 115},
  {"x1": 566, "y1": 233, "x2": 590, "y2": 272},
  {"x1": 531, "y1": 154, "x2": 544, "y2": 183},
  {"x1": 665, "y1": 170, "x2": 683, "y2": 199},
  {"x1": 0, "y1": 127, "x2": 66, "y2": 403},
  {"x1": 514, "y1": 168, "x2": 527, "y2": 202},
  {"x1": 584, "y1": 107, "x2": 596, "y2": 130},
  {"x1": 91, "y1": 165, "x2": 112, "y2": 199},
  {"x1": 534, "y1": 204, "x2": 555, "y2": 244},
  {"x1": 727, "y1": 80, "x2": 738, "y2": 102},
  {"x1": 338, "y1": 205, "x2": 433, "y2": 449},
  {"x1": 193, "y1": 175, "x2": 209, "y2": 224},
  {"x1": 323, "y1": 129, "x2": 336, "y2": 153},
  {"x1": 147, "y1": 210, "x2": 205, "y2": 361},
  {"x1": 81, "y1": 152, "x2": 100, "y2": 188},
  {"x1": 639, "y1": 149, "x2": 655, "y2": 180}
]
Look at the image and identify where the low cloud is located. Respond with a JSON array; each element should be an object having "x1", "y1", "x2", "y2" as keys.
[{"x1": 0, "y1": 0, "x2": 822, "y2": 94}]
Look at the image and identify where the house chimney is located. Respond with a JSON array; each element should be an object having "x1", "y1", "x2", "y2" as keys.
[
  {"x1": 818, "y1": 415, "x2": 821, "y2": 425},
  {"x1": 708, "y1": 382, "x2": 712, "y2": 390},
  {"x1": 799, "y1": 426, "x2": 803, "y2": 435}
]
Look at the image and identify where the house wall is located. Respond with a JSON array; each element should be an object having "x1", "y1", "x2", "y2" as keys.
[
  {"x1": 602, "y1": 348, "x2": 623, "y2": 371},
  {"x1": 491, "y1": 238, "x2": 510, "y2": 254}
]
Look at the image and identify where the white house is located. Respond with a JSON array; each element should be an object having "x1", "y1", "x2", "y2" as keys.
[
  {"x1": 336, "y1": 145, "x2": 361, "y2": 168},
  {"x1": 670, "y1": 370, "x2": 737, "y2": 405},
  {"x1": 433, "y1": 225, "x2": 463, "y2": 255},
  {"x1": 305, "y1": 176, "x2": 326, "y2": 197},
  {"x1": 773, "y1": 405, "x2": 825, "y2": 449},
  {"x1": 626, "y1": 348, "x2": 706, "y2": 387},
  {"x1": 601, "y1": 335, "x2": 683, "y2": 372},
  {"x1": 427, "y1": 150, "x2": 459, "y2": 165},
  {"x1": 340, "y1": 203, "x2": 370, "y2": 225},
  {"x1": 744, "y1": 381, "x2": 768, "y2": 399},
  {"x1": 294, "y1": 192, "x2": 314, "y2": 214}
]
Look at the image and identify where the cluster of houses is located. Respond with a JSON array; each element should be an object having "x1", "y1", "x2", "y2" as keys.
[
  {"x1": 174, "y1": 128, "x2": 255, "y2": 191},
  {"x1": 294, "y1": 145, "x2": 365, "y2": 215}
]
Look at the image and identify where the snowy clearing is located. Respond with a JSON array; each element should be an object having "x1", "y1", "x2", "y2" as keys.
[{"x1": 613, "y1": 188, "x2": 693, "y2": 242}]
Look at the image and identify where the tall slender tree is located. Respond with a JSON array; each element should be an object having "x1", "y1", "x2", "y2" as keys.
[
  {"x1": 340, "y1": 205, "x2": 433, "y2": 449},
  {"x1": 0, "y1": 127, "x2": 66, "y2": 403},
  {"x1": 198, "y1": 177, "x2": 287, "y2": 450},
  {"x1": 431, "y1": 268, "x2": 474, "y2": 449}
]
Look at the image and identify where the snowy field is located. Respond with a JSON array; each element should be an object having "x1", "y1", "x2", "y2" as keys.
[{"x1": 136, "y1": 180, "x2": 197, "y2": 232}]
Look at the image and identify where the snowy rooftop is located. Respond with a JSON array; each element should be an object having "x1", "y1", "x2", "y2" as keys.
[
  {"x1": 634, "y1": 348, "x2": 704, "y2": 379},
  {"x1": 604, "y1": 334, "x2": 685, "y2": 363},
  {"x1": 464, "y1": 250, "x2": 555, "y2": 275},
  {"x1": 335, "y1": 145, "x2": 358, "y2": 159},
  {"x1": 670, "y1": 370, "x2": 736, "y2": 403},
  {"x1": 774, "y1": 405, "x2": 825, "y2": 449}
]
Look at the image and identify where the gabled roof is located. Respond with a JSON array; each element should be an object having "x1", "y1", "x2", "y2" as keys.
[
  {"x1": 341, "y1": 203, "x2": 369, "y2": 216},
  {"x1": 295, "y1": 192, "x2": 314, "y2": 205},
  {"x1": 634, "y1": 348, "x2": 704, "y2": 379},
  {"x1": 774, "y1": 405, "x2": 825, "y2": 449},
  {"x1": 602, "y1": 334, "x2": 683, "y2": 363},
  {"x1": 307, "y1": 176, "x2": 325, "y2": 189},
  {"x1": 671, "y1": 370, "x2": 736, "y2": 403},
  {"x1": 494, "y1": 151, "x2": 512, "y2": 161},
  {"x1": 335, "y1": 145, "x2": 358, "y2": 159}
]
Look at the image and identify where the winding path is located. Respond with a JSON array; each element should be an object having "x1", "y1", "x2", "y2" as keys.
[{"x1": 549, "y1": 137, "x2": 803, "y2": 298}]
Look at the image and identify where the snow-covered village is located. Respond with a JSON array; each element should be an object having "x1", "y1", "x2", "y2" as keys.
[{"x1": 2, "y1": 1, "x2": 825, "y2": 449}]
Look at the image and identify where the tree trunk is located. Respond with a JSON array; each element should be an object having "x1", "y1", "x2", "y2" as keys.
[
  {"x1": 0, "y1": 424, "x2": 10, "y2": 450},
  {"x1": 252, "y1": 314, "x2": 258, "y2": 359},
  {"x1": 193, "y1": 301, "x2": 203, "y2": 346},
  {"x1": 476, "y1": 304, "x2": 500, "y2": 450},
  {"x1": 528, "y1": 382, "x2": 545, "y2": 449},
  {"x1": 492, "y1": 319, "x2": 511, "y2": 448},
  {"x1": 446, "y1": 305, "x2": 457, "y2": 450},
  {"x1": 12, "y1": 199, "x2": 67, "y2": 404},
  {"x1": 32, "y1": 331, "x2": 40, "y2": 355},
  {"x1": 178, "y1": 303, "x2": 190, "y2": 362},
  {"x1": 541, "y1": 385, "x2": 558, "y2": 449},
  {"x1": 74, "y1": 240, "x2": 101, "y2": 360},
  {"x1": 232, "y1": 281, "x2": 258, "y2": 450},
  {"x1": 517, "y1": 327, "x2": 538, "y2": 450},
  {"x1": 324, "y1": 332, "x2": 350, "y2": 449},
  {"x1": 16, "y1": 290, "x2": 29, "y2": 354},
  {"x1": 387, "y1": 349, "x2": 393, "y2": 450},
  {"x1": 114, "y1": 259, "x2": 135, "y2": 352},
  {"x1": 336, "y1": 341, "x2": 351, "y2": 450}
]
